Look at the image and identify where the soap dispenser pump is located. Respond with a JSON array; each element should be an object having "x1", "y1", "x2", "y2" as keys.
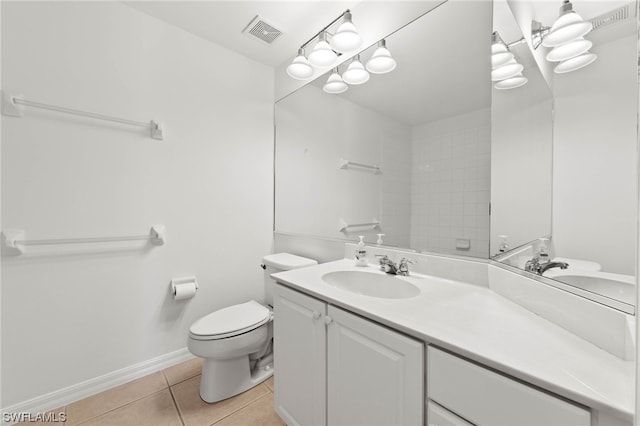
[
  {"x1": 355, "y1": 236, "x2": 368, "y2": 267},
  {"x1": 536, "y1": 238, "x2": 550, "y2": 263}
]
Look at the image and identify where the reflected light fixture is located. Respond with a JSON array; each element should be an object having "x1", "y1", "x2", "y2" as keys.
[
  {"x1": 308, "y1": 32, "x2": 338, "y2": 68},
  {"x1": 531, "y1": 1, "x2": 596, "y2": 74},
  {"x1": 365, "y1": 39, "x2": 397, "y2": 74},
  {"x1": 330, "y1": 11, "x2": 362, "y2": 52},
  {"x1": 491, "y1": 58, "x2": 524, "y2": 81},
  {"x1": 342, "y1": 55, "x2": 370, "y2": 85},
  {"x1": 323, "y1": 68, "x2": 349, "y2": 94},
  {"x1": 491, "y1": 31, "x2": 527, "y2": 90},
  {"x1": 554, "y1": 52, "x2": 597, "y2": 73},
  {"x1": 286, "y1": 48, "x2": 314, "y2": 80},
  {"x1": 494, "y1": 74, "x2": 528, "y2": 90},
  {"x1": 491, "y1": 32, "x2": 514, "y2": 68}
]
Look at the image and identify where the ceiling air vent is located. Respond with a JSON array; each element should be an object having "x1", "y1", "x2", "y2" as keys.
[
  {"x1": 243, "y1": 15, "x2": 283, "y2": 46},
  {"x1": 589, "y1": 4, "x2": 631, "y2": 31}
]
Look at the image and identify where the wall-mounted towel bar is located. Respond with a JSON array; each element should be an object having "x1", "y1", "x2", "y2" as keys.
[
  {"x1": 339, "y1": 219, "x2": 381, "y2": 233},
  {"x1": 339, "y1": 158, "x2": 381, "y2": 174},
  {"x1": 1, "y1": 91, "x2": 164, "y2": 140},
  {"x1": 2, "y1": 225, "x2": 165, "y2": 255}
]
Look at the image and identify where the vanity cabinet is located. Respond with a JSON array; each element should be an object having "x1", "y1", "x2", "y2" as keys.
[
  {"x1": 273, "y1": 283, "x2": 424, "y2": 426},
  {"x1": 427, "y1": 346, "x2": 591, "y2": 426}
]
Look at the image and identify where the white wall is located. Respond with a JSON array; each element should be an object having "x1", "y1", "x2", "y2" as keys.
[
  {"x1": 552, "y1": 31, "x2": 637, "y2": 275},
  {"x1": 491, "y1": 64, "x2": 553, "y2": 256},
  {"x1": 411, "y1": 109, "x2": 491, "y2": 258},
  {"x1": 275, "y1": 83, "x2": 412, "y2": 248},
  {"x1": 1, "y1": 1, "x2": 274, "y2": 407}
]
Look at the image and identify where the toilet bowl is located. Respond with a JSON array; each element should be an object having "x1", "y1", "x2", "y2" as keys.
[{"x1": 188, "y1": 253, "x2": 317, "y2": 403}]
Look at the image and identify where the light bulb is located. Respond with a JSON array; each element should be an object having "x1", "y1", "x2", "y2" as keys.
[
  {"x1": 491, "y1": 59, "x2": 524, "y2": 81},
  {"x1": 330, "y1": 11, "x2": 362, "y2": 52},
  {"x1": 542, "y1": 1, "x2": 592, "y2": 47},
  {"x1": 554, "y1": 52, "x2": 597, "y2": 73},
  {"x1": 308, "y1": 32, "x2": 338, "y2": 68},
  {"x1": 286, "y1": 49, "x2": 313, "y2": 80},
  {"x1": 545, "y1": 38, "x2": 592, "y2": 62},
  {"x1": 323, "y1": 69, "x2": 349, "y2": 94},
  {"x1": 492, "y1": 51, "x2": 514, "y2": 68},
  {"x1": 494, "y1": 74, "x2": 528, "y2": 90},
  {"x1": 342, "y1": 56, "x2": 370, "y2": 85},
  {"x1": 365, "y1": 40, "x2": 397, "y2": 74}
]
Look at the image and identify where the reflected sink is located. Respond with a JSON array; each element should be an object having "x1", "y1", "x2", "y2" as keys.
[{"x1": 321, "y1": 270, "x2": 420, "y2": 299}]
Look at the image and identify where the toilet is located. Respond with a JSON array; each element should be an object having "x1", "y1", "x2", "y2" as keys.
[{"x1": 188, "y1": 252, "x2": 317, "y2": 403}]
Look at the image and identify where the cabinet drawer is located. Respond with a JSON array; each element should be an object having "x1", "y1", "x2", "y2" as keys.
[
  {"x1": 427, "y1": 346, "x2": 590, "y2": 426},
  {"x1": 428, "y1": 401, "x2": 474, "y2": 426}
]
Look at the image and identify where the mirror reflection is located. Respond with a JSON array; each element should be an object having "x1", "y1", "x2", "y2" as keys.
[
  {"x1": 492, "y1": 0, "x2": 638, "y2": 313},
  {"x1": 275, "y1": 0, "x2": 492, "y2": 258}
]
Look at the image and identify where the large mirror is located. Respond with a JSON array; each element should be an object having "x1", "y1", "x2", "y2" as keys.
[
  {"x1": 274, "y1": 0, "x2": 638, "y2": 314},
  {"x1": 275, "y1": 0, "x2": 493, "y2": 258},
  {"x1": 492, "y1": 0, "x2": 638, "y2": 314}
]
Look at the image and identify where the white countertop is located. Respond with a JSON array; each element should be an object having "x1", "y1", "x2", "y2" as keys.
[{"x1": 272, "y1": 258, "x2": 634, "y2": 421}]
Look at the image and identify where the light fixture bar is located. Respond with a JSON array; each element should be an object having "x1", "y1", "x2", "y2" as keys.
[{"x1": 298, "y1": 9, "x2": 351, "y2": 51}]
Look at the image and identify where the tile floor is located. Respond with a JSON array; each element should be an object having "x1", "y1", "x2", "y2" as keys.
[{"x1": 18, "y1": 358, "x2": 285, "y2": 426}]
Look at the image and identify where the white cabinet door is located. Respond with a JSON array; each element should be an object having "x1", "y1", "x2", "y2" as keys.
[
  {"x1": 327, "y1": 305, "x2": 424, "y2": 426},
  {"x1": 273, "y1": 284, "x2": 327, "y2": 426}
]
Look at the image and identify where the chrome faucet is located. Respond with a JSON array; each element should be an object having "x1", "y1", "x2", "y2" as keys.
[
  {"x1": 524, "y1": 258, "x2": 569, "y2": 275},
  {"x1": 374, "y1": 255, "x2": 416, "y2": 276}
]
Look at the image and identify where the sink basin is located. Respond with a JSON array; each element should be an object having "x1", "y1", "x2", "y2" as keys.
[{"x1": 321, "y1": 270, "x2": 420, "y2": 299}]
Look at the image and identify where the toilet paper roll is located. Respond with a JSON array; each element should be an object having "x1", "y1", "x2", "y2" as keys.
[{"x1": 171, "y1": 278, "x2": 198, "y2": 301}]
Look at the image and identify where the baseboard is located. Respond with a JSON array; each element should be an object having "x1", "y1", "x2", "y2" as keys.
[{"x1": 1, "y1": 347, "x2": 194, "y2": 424}]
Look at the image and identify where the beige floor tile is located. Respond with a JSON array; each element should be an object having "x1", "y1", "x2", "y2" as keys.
[
  {"x1": 163, "y1": 357, "x2": 203, "y2": 386},
  {"x1": 264, "y1": 377, "x2": 274, "y2": 392},
  {"x1": 66, "y1": 372, "x2": 167, "y2": 425},
  {"x1": 214, "y1": 393, "x2": 284, "y2": 426},
  {"x1": 171, "y1": 376, "x2": 269, "y2": 426},
  {"x1": 77, "y1": 389, "x2": 181, "y2": 426}
]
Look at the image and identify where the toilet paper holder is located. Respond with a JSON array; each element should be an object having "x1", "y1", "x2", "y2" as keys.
[{"x1": 170, "y1": 276, "x2": 199, "y2": 300}]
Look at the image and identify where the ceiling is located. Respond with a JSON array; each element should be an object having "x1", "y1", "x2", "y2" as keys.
[{"x1": 124, "y1": 1, "x2": 362, "y2": 68}]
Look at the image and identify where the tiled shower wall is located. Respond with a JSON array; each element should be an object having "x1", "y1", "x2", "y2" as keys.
[{"x1": 410, "y1": 109, "x2": 491, "y2": 258}]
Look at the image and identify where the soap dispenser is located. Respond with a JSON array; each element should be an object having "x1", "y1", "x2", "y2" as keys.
[
  {"x1": 355, "y1": 236, "x2": 368, "y2": 267},
  {"x1": 536, "y1": 238, "x2": 550, "y2": 263}
]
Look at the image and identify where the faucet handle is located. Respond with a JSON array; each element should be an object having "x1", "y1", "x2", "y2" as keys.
[{"x1": 397, "y1": 258, "x2": 416, "y2": 276}]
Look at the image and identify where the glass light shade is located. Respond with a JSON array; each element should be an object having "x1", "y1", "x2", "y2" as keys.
[
  {"x1": 330, "y1": 18, "x2": 361, "y2": 52},
  {"x1": 365, "y1": 41, "x2": 396, "y2": 74},
  {"x1": 545, "y1": 38, "x2": 592, "y2": 62},
  {"x1": 542, "y1": 11, "x2": 592, "y2": 47},
  {"x1": 491, "y1": 59, "x2": 524, "y2": 81},
  {"x1": 308, "y1": 33, "x2": 338, "y2": 68},
  {"x1": 554, "y1": 52, "x2": 597, "y2": 73},
  {"x1": 342, "y1": 57, "x2": 370, "y2": 85},
  {"x1": 492, "y1": 51, "x2": 514, "y2": 68},
  {"x1": 286, "y1": 51, "x2": 314, "y2": 80},
  {"x1": 323, "y1": 70, "x2": 349, "y2": 94},
  {"x1": 494, "y1": 74, "x2": 528, "y2": 90}
]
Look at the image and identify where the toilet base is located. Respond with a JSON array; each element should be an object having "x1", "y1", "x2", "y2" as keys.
[{"x1": 199, "y1": 354, "x2": 274, "y2": 403}]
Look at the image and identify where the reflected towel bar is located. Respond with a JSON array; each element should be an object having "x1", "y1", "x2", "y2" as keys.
[
  {"x1": 339, "y1": 219, "x2": 381, "y2": 233},
  {"x1": 2, "y1": 225, "x2": 165, "y2": 255},
  {"x1": 1, "y1": 91, "x2": 164, "y2": 140},
  {"x1": 339, "y1": 158, "x2": 381, "y2": 174}
]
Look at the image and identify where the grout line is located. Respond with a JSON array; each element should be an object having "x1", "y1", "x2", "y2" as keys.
[
  {"x1": 168, "y1": 385, "x2": 186, "y2": 426},
  {"x1": 72, "y1": 389, "x2": 169, "y2": 426},
  {"x1": 208, "y1": 385, "x2": 271, "y2": 426}
]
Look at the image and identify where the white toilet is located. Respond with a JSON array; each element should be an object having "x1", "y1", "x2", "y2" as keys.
[{"x1": 188, "y1": 253, "x2": 317, "y2": 403}]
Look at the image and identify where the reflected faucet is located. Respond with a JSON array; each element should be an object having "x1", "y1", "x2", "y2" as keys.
[{"x1": 524, "y1": 258, "x2": 569, "y2": 275}]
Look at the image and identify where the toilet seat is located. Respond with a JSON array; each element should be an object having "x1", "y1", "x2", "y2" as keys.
[{"x1": 189, "y1": 300, "x2": 271, "y2": 341}]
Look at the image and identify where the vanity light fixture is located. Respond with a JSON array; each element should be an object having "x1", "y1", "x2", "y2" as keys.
[
  {"x1": 531, "y1": 0, "x2": 596, "y2": 74},
  {"x1": 365, "y1": 39, "x2": 397, "y2": 74},
  {"x1": 323, "y1": 68, "x2": 349, "y2": 94},
  {"x1": 286, "y1": 48, "x2": 314, "y2": 80},
  {"x1": 330, "y1": 11, "x2": 362, "y2": 52},
  {"x1": 308, "y1": 32, "x2": 338, "y2": 68},
  {"x1": 342, "y1": 55, "x2": 370, "y2": 85},
  {"x1": 491, "y1": 32, "x2": 528, "y2": 90}
]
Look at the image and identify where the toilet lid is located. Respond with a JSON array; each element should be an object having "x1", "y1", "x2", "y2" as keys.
[{"x1": 189, "y1": 300, "x2": 271, "y2": 339}]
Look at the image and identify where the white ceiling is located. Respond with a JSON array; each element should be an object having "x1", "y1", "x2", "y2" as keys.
[{"x1": 124, "y1": 1, "x2": 362, "y2": 68}]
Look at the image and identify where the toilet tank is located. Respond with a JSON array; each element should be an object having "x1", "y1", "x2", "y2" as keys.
[{"x1": 262, "y1": 253, "x2": 317, "y2": 306}]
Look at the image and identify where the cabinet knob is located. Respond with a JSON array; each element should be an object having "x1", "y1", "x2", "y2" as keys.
[
  {"x1": 324, "y1": 316, "x2": 333, "y2": 325},
  {"x1": 312, "y1": 311, "x2": 321, "y2": 320}
]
